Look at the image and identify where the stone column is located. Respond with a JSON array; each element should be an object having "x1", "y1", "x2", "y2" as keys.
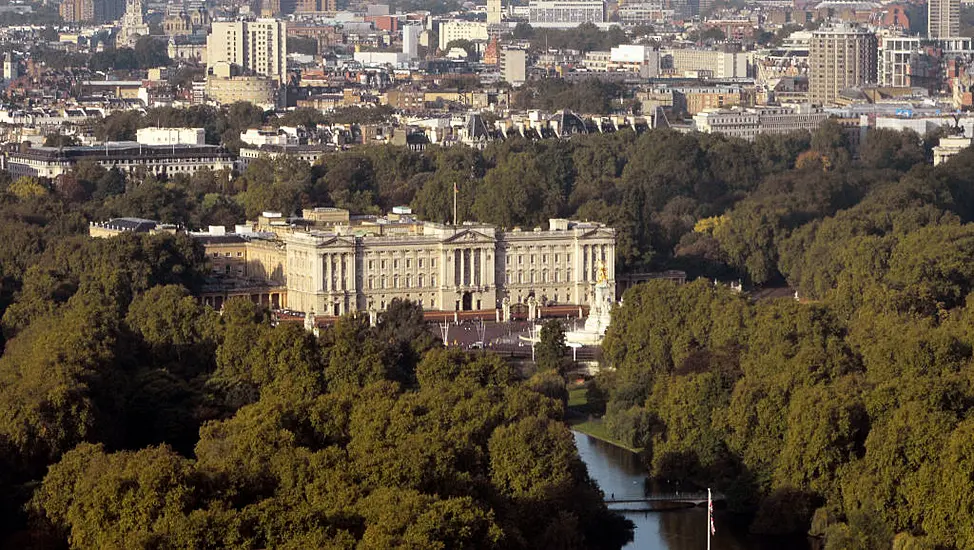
[
  {"x1": 348, "y1": 248, "x2": 357, "y2": 310},
  {"x1": 460, "y1": 248, "x2": 466, "y2": 287},
  {"x1": 442, "y1": 249, "x2": 449, "y2": 287},
  {"x1": 486, "y1": 247, "x2": 494, "y2": 287},
  {"x1": 580, "y1": 244, "x2": 592, "y2": 282},
  {"x1": 324, "y1": 253, "x2": 331, "y2": 292},
  {"x1": 474, "y1": 247, "x2": 487, "y2": 287}
]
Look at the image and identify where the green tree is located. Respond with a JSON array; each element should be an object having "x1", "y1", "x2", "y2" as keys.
[{"x1": 535, "y1": 320, "x2": 568, "y2": 373}]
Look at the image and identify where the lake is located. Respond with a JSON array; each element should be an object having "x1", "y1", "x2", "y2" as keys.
[{"x1": 573, "y1": 431, "x2": 815, "y2": 550}]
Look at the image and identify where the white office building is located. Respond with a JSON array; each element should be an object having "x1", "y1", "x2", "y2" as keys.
[
  {"x1": 136, "y1": 127, "x2": 206, "y2": 146},
  {"x1": 663, "y1": 48, "x2": 750, "y2": 79},
  {"x1": 528, "y1": 0, "x2": 605, "y2": 25},
  {"x1": 693, "y1": 104, "x2": 829, "y2": 141},
  {"x1": 609, "y1": 44, "x2": 660, "y2": 77},
  {"x1": 438, "y1": 21, "x2": 489, "y2": 51}
]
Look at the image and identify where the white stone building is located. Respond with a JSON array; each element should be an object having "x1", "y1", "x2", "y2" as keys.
[
  {"x1": 693, "y1": 104, "x2": 829, "y2": 141},
  {"x1": 270, "y1": 216, "x2": 616, "y2": 316},
  {"x1": 6, "y1": 143, "x2": 233, "y2": 179}
]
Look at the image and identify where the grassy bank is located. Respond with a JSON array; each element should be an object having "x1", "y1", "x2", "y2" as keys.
[{"x1": 566, "y1": 386, "x2": 643, "y2": 454}]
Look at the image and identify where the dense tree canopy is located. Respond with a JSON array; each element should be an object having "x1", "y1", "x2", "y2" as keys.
[
  {"x1": 1, "y1": 116, "x2": 972, "y2": 548},
  {"x1": 0, "y1": 227, "x2": 631, "y2": 548}
]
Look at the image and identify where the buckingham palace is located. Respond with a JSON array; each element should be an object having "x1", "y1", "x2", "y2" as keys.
[
  {"x1": 282, "y1": 215, "x2": 616, "y2": 316},
  {"x1": 94, "y1": 207, "x2": 616, "y2": 316}
]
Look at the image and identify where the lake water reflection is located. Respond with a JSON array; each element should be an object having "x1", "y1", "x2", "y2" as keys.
[{"x1": 573, "y1": 432, "x2": 814, "y2": 550}]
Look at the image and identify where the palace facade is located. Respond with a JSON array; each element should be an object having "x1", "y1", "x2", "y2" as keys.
[{"x1": 194, "y1": 209, "x2": 616, "y2": 315}]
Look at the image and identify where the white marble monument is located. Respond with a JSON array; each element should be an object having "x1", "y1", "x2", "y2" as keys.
[{"x1": 566, "y1": 260, "x2": 614, "y2": 345}]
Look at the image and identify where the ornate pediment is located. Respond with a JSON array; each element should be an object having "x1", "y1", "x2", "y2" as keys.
[
  {"x1": 577, "y1": 228, "x2": 615, "y2": 241},
  {"x1": 443, "y1": 229, "x2": 494, "y2": 245},
  {"x1": 314, "y1": 235, "x2": 356, "y2": 249}
]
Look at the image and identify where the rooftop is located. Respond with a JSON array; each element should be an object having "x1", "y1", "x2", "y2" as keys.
[{"x1": 11, "y1": 142, "x2": 232, "y2": 161}]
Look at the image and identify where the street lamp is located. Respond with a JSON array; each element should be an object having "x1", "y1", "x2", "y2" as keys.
[{"x1": 567, "y1": 341, "x2": 582, "y2": 363}]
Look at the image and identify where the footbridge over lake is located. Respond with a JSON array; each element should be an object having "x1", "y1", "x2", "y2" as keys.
[{"x1": 605, "y1": 491, "x2": 725, "y2": 511}]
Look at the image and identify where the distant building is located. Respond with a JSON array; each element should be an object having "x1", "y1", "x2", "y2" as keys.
[
  {"x1": 116, "y1": 0, "x2": 150, "y2": 47},
  {"x1": 261, "y1": 0, "x2": 296, "y2": 16},
  {"x1": 59, "y1": 0, "x2": 124, "y2": 23},
  {"x1": 207, "y1": 20, "x2": 288, "y2": 84},
  {"x1": 663, "y1": 48, "x2": 750, "y2": 79},
  {"x1": 879, "y1": 37, "x2": 921, "y2": 88},
  {"x1": 7, "y1": 143, "x2": 233, "y2": 179},
  {"x1": 353, "y1": 51, "x2": 410, "y2": 66},
  {"x1": 500, "y1": 48, "x2": 528, "y2": 86},
  {"x1": 609, "y1": 44, "x2": 660, "y2": 77},
  {"x1": 136, "y1": 127, "x2": 206, "y2": 146},
  {"x1": 437, "y1": 21, "x2": 489, "y2": 51},
  {"x1": 693, "y1": 104, "x2": 829, "y2": 141},
  {"x1": 809, "y1": 24, "x2": 877, "y2": 105},
  {"x1": 295, "y1": 0, "x2": 338, "y2": 12},
  {"x1": 933, "y1": 135, "x2": 972, "y2": 165},
  {"x1": 3, "y1": 53, "x2": 17, "y2": 83},
  {"x1": 168, "y1": 35, "x2": 207, "y2": 62},
  {"x1": 89, "y1": 217, "x2": 162, "y2": 238},
  {"x1": 205, "y1": 74, "x2": 279, "y2": 109},
  {"x1": 403, "y1": 24, "x2": 422, "y2": 59},
  {"x1": 684, "y1": 87, "x2": 750, "y2": 115},
  {"x1": 162, "y1": 6, "x2": 209, "y2": 36},
  {"x1": 487, "y1": 0, "x2": 503, "y2": 24},
  {"x1": 528, "y1": 0, "x2": 605, "y2": 25},
  {"x1": 618, "y1": 2, "x2": 674, "y2": 24},
  {"x1": 237, "y1": 144, "x2": 334, "y2": 169},
  {"x1": 929, "y1": 0, "x2": 960, "y2": 39}
]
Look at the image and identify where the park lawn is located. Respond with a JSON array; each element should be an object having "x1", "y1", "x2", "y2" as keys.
[
  {"x1": 568, "y1": 386, "x2": 588, "y2": 408},
  {"x1": 567, "y1": 385, "x2": 643, "y2": 453}
]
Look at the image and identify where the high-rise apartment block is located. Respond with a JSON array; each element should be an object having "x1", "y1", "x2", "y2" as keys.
[
  {"x1": 261, "y1": 0, "x2": 296, "y2": 16},
  {"x1": 879, "y1": 37, "x2": 920, "y2": 87},
  {"x1": 295, "y1": 0, "x2": 337, "y2": 12},
  {"x1": 809, "y1": 24, "x2": 877, "y2": 105},
  {"x1": 928, "y1": 0, "x2": 960, "y2": 39},
  {"x1": 207, "y1": 20, "x2": 288, "y2": 83},
  {"x1": 58, "y1": 0, "x2": 124, "y2": 22}
]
